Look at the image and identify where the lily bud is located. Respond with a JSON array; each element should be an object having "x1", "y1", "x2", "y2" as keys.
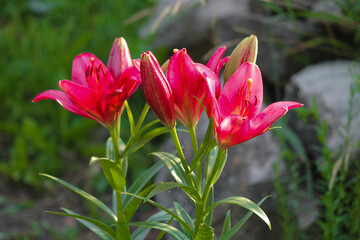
[
  {"x1": 141, "y1": 51, "x2": 176, "y2": 128},
  {"x1": 107, "y1": 37, "x2": 133, "y2": 81},
  {"x1": 223, "y1": 34, "x2": 258, "y2": 82}
]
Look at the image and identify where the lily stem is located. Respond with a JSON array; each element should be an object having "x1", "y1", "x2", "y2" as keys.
[{"x1": 169, "y1": 127, "x2": 194, "y2": 188}]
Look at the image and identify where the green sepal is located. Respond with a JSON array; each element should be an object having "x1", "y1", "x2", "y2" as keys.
[
  {"x1": 195, "y1": 223, "x2": 214, "y2": 240},
  {"x1": 145, "y1": 182, "x2": 200, "y2": 203},
  {"x1": 205, "y1": 196, "x2": 271, "y2": 230},
  {"x1": 219, "y1": 196, "x2": 269, "y2": 240},
  {"x1": 90, "y1": 158, "x2": 125, "y2": 193},
  {"x1": 40, "y1": 173, "x2": 116, "y2": 221},
  {"x1": 47, "y1": 208, "x2": 116, "y2": 239},
  {"x1": 127, "y1": 221, "x2": 190, "y2": 240}
]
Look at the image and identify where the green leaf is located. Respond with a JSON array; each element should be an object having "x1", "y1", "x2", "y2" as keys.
[
  {"x1": 173, "y1": 202, "x2": 195, "y2": 238},
  {"x1": 204, "y1": 186, "x2": 214, "y2": 226},
  {"x1": 145, "y1": 182, "x2": 200, "y2": 203},
  {"x1": 220, "y1": 210, "x2": 231, "y2": 237},
  {"x1": 47, "y1": 208, "x2": 116, "y2": 239},
  {"x1": 124, "y1": 183, "x2": 156, "y2": 221},
  {"x1": 204, "y1": 147, "x2": 227, "y2": 184},
  {"x1": 131, "y1": 211, "x2": 172, "y2": 240},
  {"x1": 91, "y1": 158, "x2": 125, "y2": 193},
  {"x1": 195, "y1": 223, "x2": 214, "y2": 240},
  {"x1": 123, "y1": 192, "x2": 195, "y2": 238},
  {"x1": 151, "y1": 152, "x2": 189, "y2": 185},
  {"x1": 125, "y1": 101, "x2": 135, "y2": 136},
  {"x1": 190, "y1": 118, "x2": 216, "y2": 172},
  {"x1": 219, "y1": 196, "x2": 269, "y2": 240},
  {"x1": 115, "y1": 210, "x2": 131, "y2": 240},
  {"x1": 123, "y1": 161, "x2": 163, "y2": 208},
  {"x1": 127, "y1": 127, "x2": 169, "y2": 156},
  {"x1": 127, "y1": 221, "x2": 189, "y2": 240},
  {"x1": 206, "y1": 196, "x2": 271, "y2": 230},
  {"x1": 40, "y1": 173, "x2": 116, "y2": 221}
]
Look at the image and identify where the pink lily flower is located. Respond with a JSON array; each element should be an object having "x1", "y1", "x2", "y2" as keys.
[
  {"x1": 141, "y1": 49, "x2": 224, "y2": 129},
  {"x1": 33, "y1": 38, "x2": 141, "y2": 129},
  {"x1": 167, "y1": 48, "x2": 223, "y2": 128},
  {"x1": 210, "y1": 62, "x2": 302, "y2": 149}
]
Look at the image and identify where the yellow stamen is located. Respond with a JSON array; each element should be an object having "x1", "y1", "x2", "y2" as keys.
[
  {"x1": 173, "y1": 49, "x2": 179, "y2": 53},
  {"x1": 246, "y1": 78, "x2": 252, "y2": 102}
]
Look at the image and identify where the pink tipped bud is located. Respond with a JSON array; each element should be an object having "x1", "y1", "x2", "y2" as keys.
[
  {"x1": 141, "y1": 51, "x2": 176, "y2": 128},
  {"x1": 107, "y1": 37, "x2": 133, "y2": 81},
  {"x1": 224, "y1": 34, "x2": 258, "y2": 82}
]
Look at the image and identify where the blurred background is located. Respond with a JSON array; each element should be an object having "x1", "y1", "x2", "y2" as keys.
[{"x1": 0, "y1": 0, "x2": 359, "y2": 239}]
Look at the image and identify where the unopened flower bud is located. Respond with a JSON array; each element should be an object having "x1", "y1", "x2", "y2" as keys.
[{"x1": 224, "y1": 35, "x2": 258, "y2": 82}]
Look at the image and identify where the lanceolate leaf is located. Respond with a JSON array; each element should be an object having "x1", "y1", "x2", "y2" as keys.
[
  {"x1": 127, "y1": 127, "x2": 169, "y2": 155},
  {"x1": 40, "y1": 173, "x2": 116, "y2": 221},
  {"x1": 127, "y1": 221, "x2": 189, "y2": 240},
  {"x1": 123, "y1": 161, "x2": 163, "y2": 208},
  {"x1": 123, "y1": 192, "x2": 195, "y2": 238},
  {"x1": 47, "y1": 208, "x2": 115, "y2": 239},
  {"x1": 124, "y1": 183, "x2": 156, "y2": 221},
  {"x1": 97, "y1": 158, "x2": 126, "y2": 193},
  {"x1": 220, "y1": 210, "x2": 232, "y2": 237},
  {"x1": 145, "y1": 182, "x2": 200, "y2": 203},
  {"x1": 206, "y1": 196, "x2": 271, "y2": 230},
  {"x1": 173, "y1": 201, "x2": 195, "y2": 234},
  {"x1": 219, "y1": 196, "x2": 269, "y2": 240},
  {"x1": 195, "y1": 223, "x2": 214, "y2": 240},
  {"x1": 131, "y1": 211, "x2": 172, "y2": 240},
  {"x1": 204, "y1": 147, "x2": 228, "y2": 184},
  {"x1": 190, "y1": 118, "x2": 216, "y2": 172},
  {"x1": 151, "y1": 152, "x2": 189, "y2": 185}
]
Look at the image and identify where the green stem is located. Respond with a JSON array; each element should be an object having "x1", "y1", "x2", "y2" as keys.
[
  {"x1": 189, "y1": 126, "x2": 198, "y2": 153},
  {"x1": 169, "y1": 127, "x2": 195, "y2": 189},
  {"x1": 109, "y1": 127, "x2": 130, "y2": 240},
  {"x1": 109, "y1": 128, "x2": 121, "y2": 165},
  {"x1": 189, "y1": 126, "x2": 202, "y2": 194},
  {"x1": 198, "y1": 148, "x2": 226, "y2": 226},
  {"x1": 169, "y1": 127, "x2": 188, "y2": 172}
]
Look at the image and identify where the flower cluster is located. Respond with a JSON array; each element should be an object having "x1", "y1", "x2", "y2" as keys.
[{"x1": 33, "y1": 35, "x2": 302, "y2": 240}]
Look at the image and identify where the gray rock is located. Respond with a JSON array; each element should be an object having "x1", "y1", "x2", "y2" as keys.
[
  {"x1": 143, "y1": 0, "x2": 321, "y2": 85},
  {"x1": 285, "y1": 60, "x2": 360, "y2": 152}
]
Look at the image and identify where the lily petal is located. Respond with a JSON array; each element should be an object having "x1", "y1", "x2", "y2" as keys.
[
  {"x1": 167, "y1": 49, "x2": 208, "y2": 127},
  {"x1": 218, "y1": 62, "x2": 263, "y2": 118},
  {"x1": 115, "y1": 65, "x2": 141, "y2": 96},
  {"x1": 32, "y1": 90, "x2": 94, "y2": 120},
  {"x1": 206, "y1": 46, "x2": 229, "y2": 75},
  {"x1": 216, "y1": 115, "x2": 250, "y2": 149},
  {"x1": 250, "y1": 101, "x2": 303, "y2": 138},
  {"x1": 59, "y1": 80, "x2": 102, "y2": 121}
]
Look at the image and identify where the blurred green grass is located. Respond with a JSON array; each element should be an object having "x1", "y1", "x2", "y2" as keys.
[{"x1": 0, "y1": 0, "x2": 155, "y2": 187}]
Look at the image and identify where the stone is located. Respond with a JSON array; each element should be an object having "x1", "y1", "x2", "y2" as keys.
[{"x1": 285, "y1": 60, "x2": 360, "y2": 152}]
